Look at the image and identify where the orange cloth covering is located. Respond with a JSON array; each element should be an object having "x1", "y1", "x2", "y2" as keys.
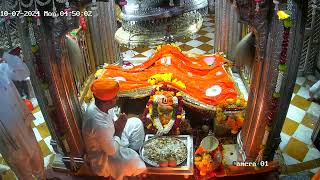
[
  {"x1": 91, "y1": 78, "x2": 120, "y2": 101},
  {"x1": 101, "y1": 45, "x2": 238, "y2": 106}
]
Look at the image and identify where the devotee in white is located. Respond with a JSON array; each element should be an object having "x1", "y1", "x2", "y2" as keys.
[
  {"x1": 82, "y1": 78, "x2": 146, "y2": 180},
  {"x1": 0, "y1": 50, "x2": 45, "y2": 180},
  {"x1": 309, "y1": 80, "x2": 320, "y2": 103}
]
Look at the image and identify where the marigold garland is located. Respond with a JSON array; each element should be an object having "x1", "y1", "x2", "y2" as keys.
[
  {"x1": 256, "y1": 8, "x2": 292, "y2": 163},
  {"x1": 194, "y1": 144, "x2": 224, "y2": 179},
  {"x1": 148, "y1": 73, "x2": 187, "y2": 89},
  {"x1": 215, "y1": 98, "x2": 247, "y2": 134}
]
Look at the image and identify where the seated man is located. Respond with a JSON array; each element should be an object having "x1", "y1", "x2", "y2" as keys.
[{"x1": 82, "y1": 78, "x2": 146, "y2": 180}]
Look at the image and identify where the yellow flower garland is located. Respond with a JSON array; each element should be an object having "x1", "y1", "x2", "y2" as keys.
[
  {"x1": 277, "y1": 11, "x2": 289, "y2": 20},
  {"x1": 148, "y1": 73, "x2": 186, "y2": 89},
  {"x1": 156, "y1": 43, "x2": 181, "y2": 52}
]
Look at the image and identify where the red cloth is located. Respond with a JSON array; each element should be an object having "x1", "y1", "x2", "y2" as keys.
[
  {"x1": 24, "y1": 99, "x2": 33, "y2": 111},
  {"x1": 91, "y1": 78, "x2": 119, "y2": 101}
]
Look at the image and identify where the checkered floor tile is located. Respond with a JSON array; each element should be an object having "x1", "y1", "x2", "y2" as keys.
[
  {"x1": 120, "y1": 15, "x2": 216, "y2": 60},
  {"x1": 280, "y1": 75, "x2": 320, "y2": 175}
]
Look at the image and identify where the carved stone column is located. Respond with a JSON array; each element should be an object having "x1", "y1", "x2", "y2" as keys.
[
  {"x1": 234, "y1": 0, "x2": 275, "y2": 161},
  {"x1": 264, "y1": 0, "x2": 308, "y2": 160},
  {"x1": 240, "y1": 12, "x2": 283, "y2": 160},
  {"x1": 208, "y1": 0, "x2": 215, "y2": 14}
]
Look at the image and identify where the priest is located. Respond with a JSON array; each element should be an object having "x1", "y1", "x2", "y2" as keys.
[{"x1": 82, "y1": 78, "x2": 146, "y2": 180}]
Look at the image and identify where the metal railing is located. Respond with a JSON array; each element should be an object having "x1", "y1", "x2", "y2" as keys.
[{"x1": 299, "y1": 0, "x2": 320, "y2": 75}]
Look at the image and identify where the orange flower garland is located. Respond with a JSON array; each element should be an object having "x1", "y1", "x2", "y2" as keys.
[
  {"x1": 194, "y1": 144, "x2": 224, "y2": 179},
  {"x1": 215, "y1": 97, "x2": 247, "y2": 134}
]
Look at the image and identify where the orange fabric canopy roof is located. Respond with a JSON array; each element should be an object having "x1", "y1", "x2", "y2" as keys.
[{"x1": 101, "y1": 45, "x2": 238, "y2": 106}]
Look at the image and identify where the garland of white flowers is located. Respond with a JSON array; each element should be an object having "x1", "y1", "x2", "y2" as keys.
[
  {"x1": 151, "y1": 95, "x2": 178, "y2": 135},
  {"x1": 142, "y1": 85, "x2": 185, "y2": 135},
  {"x1": 28, "y1": 20, "x2": 36, "y2": 46}
]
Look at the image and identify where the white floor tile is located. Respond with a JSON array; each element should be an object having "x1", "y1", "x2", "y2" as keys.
[
  {"x1": 33, "y1": 111, "x2": 45, "y2": 126},
  {"x1": 296, "y1": 76, "x2": 306, "y2": 86},
  {"x1": 303, "y1": 147, "x2": 320, "y2": 162},
  {"x1": 292, "y1": 124, "x2": 313, "y2": 145},
  {"x1": 207, "y1": 39, "x2": 215, "y2": 46},
  {"x1": 286, "y1": 104, "x2": 306, "y2": 123},
  {"x1": 44, "y1": 136, "x2": 54, "y2": 153},
  {"x1": 174, "y1": 42, "x2": 183, "y2": 46},
  {"x1": 204, "y1": 32, "x2": 215, "y2": 39},
  {"x1": 32, "y1": 128, "x2": 43, "y2": 142},
  {"x1": 44, "y1": 154, "x2": 54, "y2": 168},
  {"x1": 186, "y1": 40, "x2": 203, "y2": 47},
  {"x1": 297, "y1": 86, "x2": 311, "y2": 99},
  {"x1": 282, "y1": 153, "x2": 301, "y2": 165},
  {"x1": 191, "y1": 34, "x2": 200, "y2": 39},
  {"x1": 121, "y1": 50, "x2": 139, "y2": 59},
  {"x1": 188, "y1": 48, "x2": 206, "y2": 55},
  {"x1": 30, "y1": 98, "x2": 38, "y2": 107},
  {"x1": 280, "y1": 132, "x2": 291, "y2": 151},
  {"x1": 307, "y1": 102, "x2": 320, "y2": 118},
  {"x1": 202, "y1": 27, "x2": 214, "y2": 33},
  {"x1": 310, "y1": 167, "x2": 320, "y2": 174},
  {"x1": 291, "y1": 93, "x2": 296, "y2": 100}
]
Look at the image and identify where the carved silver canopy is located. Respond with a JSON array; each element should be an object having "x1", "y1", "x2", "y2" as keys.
[{"x1": 115, "y1": 0, "x2": 208, "y2": 47}]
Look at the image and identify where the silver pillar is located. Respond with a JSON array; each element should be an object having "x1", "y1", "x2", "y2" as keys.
[
  {"x1": 214, "y1": 0, "x2": 242, "y2": 61},
  {"x1": 87, "y1": 1, "x2": 121, "y2": 66},
  {"x1": 208, "y1": 0, "x2": 215, "y2": 14}
]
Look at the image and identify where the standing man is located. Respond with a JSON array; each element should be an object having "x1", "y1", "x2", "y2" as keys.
[
  {"x1": 10, "y1": 47, "x2": 31, "y2": 99},
  {"x1": 0, "y1": 48, "x2": 45, "y2": 180},
  {"x1": 82, "y1": 78, "x2": 146, "y2": 180}
]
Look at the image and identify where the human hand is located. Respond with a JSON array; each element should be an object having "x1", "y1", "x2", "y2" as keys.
[{"x1": 114, "y1": 113, "x2": 128, "y2": 137}]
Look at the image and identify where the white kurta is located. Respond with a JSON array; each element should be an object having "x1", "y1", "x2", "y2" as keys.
[
  {"x1": 310, "y1": 80, "x2": 320, "y2": 100},
  {"x1": 0, "y1": 53, "x2": 44, "y2": 179},
  {"x1": 82, "y1": 102, "x2": 146, "y2": 180}
]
